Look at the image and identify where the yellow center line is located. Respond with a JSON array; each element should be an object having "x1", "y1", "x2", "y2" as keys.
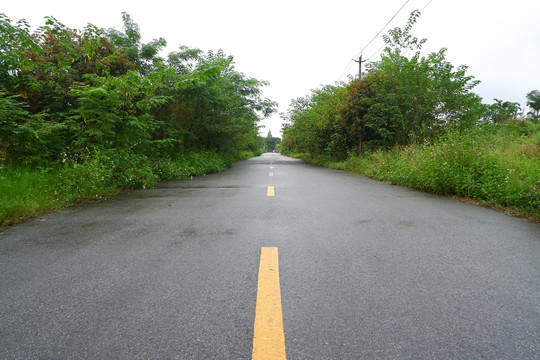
[
  {"x1": 267, "y1": 186, "x2": 275, "y2": 197},
  {"x1": 269, "y1": 172, "x2": 274, "y2": 177},
  {"x1": 252, "y1": 247, "x2": 287, "y2": 360}
]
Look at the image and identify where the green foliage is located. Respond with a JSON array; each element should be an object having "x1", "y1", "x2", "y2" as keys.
[
  {"x1": 263, "y1": 130, "x2": 281, "y2": 152},
  {"x1": 0, "y1": 164, "x2": 64, "y2": 227},
  {"x1": 347, "y1": 10, "x2": 482, "y2": 148},
  {"x1": 526, "y1": 90, "x2": 540, "y2": 121},
  {"x1": 235, "y1": 149, "x2": 263, "y2": 159},
  {"x1": 283, "y1": 10, "x2": 482, "y2": 157},
  {"x1": 484, "y1": 99, "x2": 522, "y2": 123},
  {"x1": 0, "y1": 12, "x2": 275, "y2": 165},
  {"x1": 0, "y1": 14, "x2": 37, "y2": 90},
  {"x1": 317, "y1": 122, "x2": 540, "y2": 220},
  {"x1": 105, "y1": 12, "x2": 166, "y2": 74},
  {"x1": 162, "y1": 48, "x2": 276, "y2": 153},
  {"x1": 282, "y1": 84, "x2": 350, "y2": 158},
  {"x1": 280, "y1": 10, "x2": 538, "y2": 220},
  {"x1": 0, "y1": 92, "x2": 29, "y2": 160},
  {"x1": 0, "y1": 12, "x2": 276, "y2": 227},
  {"x1": 68, "y1": 71, "x2": 166, "y2": 154},
  {"x1": 0, "y1": 150, "x2": 234, "y2": 228}
]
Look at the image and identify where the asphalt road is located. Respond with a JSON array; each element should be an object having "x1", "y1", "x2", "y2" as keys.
[{"x1": 1, "y1": 153, "x2": 539, "y2": 359}]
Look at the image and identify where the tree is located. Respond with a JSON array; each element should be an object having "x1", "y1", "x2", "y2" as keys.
[
  {"x1": 0, "y1": 16, "x2": 137, "y2": 163},
  {"x1": 526, "y1": 90, "x2": 540, "y2": 121},
  {"x1": 0, "y1": 14, "x2": 37, "y2": 91},
  {"x1": 14, "y1": 17, "x2": 135, "y2": 114},
  {"x1": 281, "y1": 84, "x2": 347, "y2": 157},
  {"x1": 161, "y1": 48, "x2": 275, "y2": 153},
  {"x1": 283, "y1": 10, "x2": 484, "y2": 157},
  {"x1": 0, "y1": 12, "x2": 276, "y2": 165},
  {"x1": 105, "y1": 12, "x2": 166, "y2": 74},
  {"x1": 263, "y1": 130, "x2": 281, "y2": 152},
  {"x1": 342, "y1": 10, "x2": 482, "y2": 148},
  {"x1": 484, "y1": 99, "x2": 522, "y2": 123},
  {"x1": 339, "y1": 74, "x2": 381, "y2": 152}
]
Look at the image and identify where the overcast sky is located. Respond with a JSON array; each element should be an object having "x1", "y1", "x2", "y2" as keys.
[{"x1": 3, "y1": 0, "x2": 539, "y2": 136}]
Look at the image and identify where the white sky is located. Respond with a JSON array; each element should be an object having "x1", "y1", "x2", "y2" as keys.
[{"x1": 2, "y1": 0, "x2": 539, "y2": 137}]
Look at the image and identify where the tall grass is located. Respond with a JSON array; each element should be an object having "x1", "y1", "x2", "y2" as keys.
[
  {"x1": 0, "y1": 165, "x2": 65, "y2": 226},
  {"x1": 1, "y1": 150, "x2": 241, "y2": 229},
  {"x1": 311, "y1": 122, "x2": 540, "y2": 221}
]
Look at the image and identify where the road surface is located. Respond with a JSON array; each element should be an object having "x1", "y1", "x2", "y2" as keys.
[{"x1": 1, "y1": 153, "x2": 539, "y2": 359}]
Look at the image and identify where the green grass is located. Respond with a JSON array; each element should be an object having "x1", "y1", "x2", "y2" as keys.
[
  {"x1": 1, "y1": 150, "x2": 246, "y2": 230},
  {"x1": 0, "y1": 165, "x2": 65, "y2": 226},
  {"x1": 297, "y1": 122, "x2": 540, "y2": 221},
  {"x1": 233, "y1": 149, "x2": 264, "y2": 160}
]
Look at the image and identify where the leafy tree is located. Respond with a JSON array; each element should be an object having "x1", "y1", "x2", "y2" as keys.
[
  {"x1": 263, "y1": 130, "x2": 281, "y2": 152},
  {"x1": 0, "y1": 14, "x2": 37, "y2": 91},
  {"x1": 106, "y1": 12, "x2": 166, "y2": 74},
  {"x1": 282, "y1": 84, "x2": 348, "y2": 157},
  {"x1": 16, "y1": 17, "x2": 134, "y2": 114},
  {"x1": 526, "y1": 90, "x2": 540, "y2": 121},
  {"x1": 0, "y1": 15, "x2": 137, "y2": 163},
  {"x1": 283, "y1": 10, "x2": 483, "y2": 156},
  {"x1": 484, "y1": 99, "x2": 522, "y2": 123},
  {"x1": 339, "y1": 74, "x2": 381, "y2": 152},
  {"x1": 341, "y1": 10, "x2": 482, "y2": 149},
  {"x1": 0, "y1": 12, "x2": 275, "y2": 165},
  {"x1": 69, "y1": 71, "x2": 168, "y2": 154},
  {"x1": 0, "y1": 92, "x2": 30, "y2": 161},
  {"x1": 160, "y1": 48, "x2": 275, "y2": 153}
]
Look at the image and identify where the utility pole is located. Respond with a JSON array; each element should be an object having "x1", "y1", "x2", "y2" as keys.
[{"x1": 354, "y1": 55, "x2": 366, "y2": 79}]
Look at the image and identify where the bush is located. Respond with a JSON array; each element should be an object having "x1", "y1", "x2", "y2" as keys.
[
  {"x1": 0, "y1": 165, "x2": 63, "y2": 226},
  {"x1": 307, "y1": 122, "x2": 540, "y2": 221},
  {"x1": 1, "y1": 150, "x2": 236, "y2": 229}
]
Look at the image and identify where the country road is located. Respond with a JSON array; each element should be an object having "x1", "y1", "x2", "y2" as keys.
[{"x1": 1, "y1": 153, "x2": 539, "y2": 359}]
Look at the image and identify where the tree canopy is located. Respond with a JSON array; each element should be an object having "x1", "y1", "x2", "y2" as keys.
[
  {"x1": 0, "y1": 12, "x2": 276, "y2": 165},
  {"x1": 526, "y1": 90, "x2": 540, "y2": 121},
  {"x1": 282, "y1": 10, "x2": 497, "y2": 156},
  {"x1": 263, "y1": 130, "x2": 281, "y2": 152}
]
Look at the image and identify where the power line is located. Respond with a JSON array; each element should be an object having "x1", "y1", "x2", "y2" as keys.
[
  {"x1": 367, "y1": 0, "x2": 434, "y2": 60},
  {"x1": 366, "y1": 43, "x2": 387, "y2": 61},
  {"x1": 338, "y1": 0, "x2": 410, "y2": 80},
  {"x1": 338, "y1": 60, "x2": 355, "y2": 82},
  {"x1": 338, "y1": 0, "x2": 435, "y2": 81},
  {"x1": 420, "y1": 0, "x2": 433, "y2": 12},
  {"x1": 355, "y1": 0, "x2": 410, "y2": 58}
]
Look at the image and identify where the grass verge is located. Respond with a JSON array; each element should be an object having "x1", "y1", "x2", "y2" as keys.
[
  {"x1": 1, "y1": 150, "x2": 253, "y2": 230},
  {"x1": 292, "y1": 122, "x2": 540, "y2": 222}
]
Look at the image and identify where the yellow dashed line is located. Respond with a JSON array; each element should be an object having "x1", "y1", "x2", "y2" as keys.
[
  {"x1": 267, "y1": 186, "x2": 275, "y2": 197},
  {"x1": 252, "y1": 247, "x2": 287, "y2": 360}
]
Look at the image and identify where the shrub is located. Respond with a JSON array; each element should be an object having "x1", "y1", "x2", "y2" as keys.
[{"x1": 308, "y1": 122, "x2": 539, "y2": 220}]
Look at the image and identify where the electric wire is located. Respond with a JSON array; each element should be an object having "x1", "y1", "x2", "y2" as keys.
[
  {"x1": 376, "y1": 0, "x2": 434, "y2": 59},
  {"x1": 338, "y1": 0, "x2": 410, "y2": 81},
  {"x1": 366, "y1": 43, "x2": 387, "y2": 61},
  {"x1": 338, "y1": 0, "x2": 435, "y2": 80},
  {"x1": 420, "y1": 0, "x2": 433, "y2": 12},
  {"x1": 338, "y1": 60, "x2": 356, "y2": 82},
  {"x1": 354, "y1": 0, "x2": 410, "y2": 58},
  {"x1": 366, "y1": 0, "x2": 434, "y2": 60}
]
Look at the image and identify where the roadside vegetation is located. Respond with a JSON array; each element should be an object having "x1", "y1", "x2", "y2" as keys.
[
  {"x1": 263, "y1": 130, "x2": 282, "y2": 152},
  {"x1": 281, "y1": 11, "x2": 539, "y2": 221},
  {"x1": 0, "y1": 13, "x2": 275, "y2": 228}
]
